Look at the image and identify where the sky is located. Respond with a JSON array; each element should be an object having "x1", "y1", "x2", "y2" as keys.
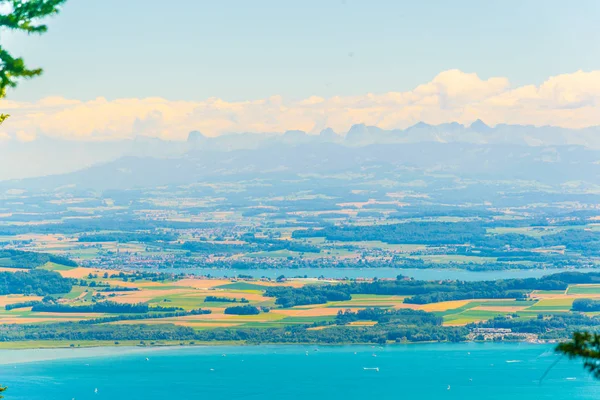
[{"x1": 1, "y1": 0, "x2": 600, "y2": 140}]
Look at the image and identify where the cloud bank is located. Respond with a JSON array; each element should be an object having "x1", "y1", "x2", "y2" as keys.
[{"x1": 2, "y1": 69, "x2": 600, "y2": 141}]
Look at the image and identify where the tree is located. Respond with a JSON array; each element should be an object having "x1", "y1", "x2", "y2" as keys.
[
  {"x1": 0, "y1": 0, "x2": 67, "y2": 123},
  {"x1": 556, "y1": 331, "x2": 600, "y2": 378},
  {"x1": 0, "y1": 4, "x2": 68, "y2": 395}
]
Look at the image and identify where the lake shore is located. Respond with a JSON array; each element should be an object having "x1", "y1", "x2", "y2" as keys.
[
  {"x1": 0, "y1": 338, "x2": 556, "y2": 351},
  {"x1": 0, "y1": 340, "x2": 555, "y2": 364}
]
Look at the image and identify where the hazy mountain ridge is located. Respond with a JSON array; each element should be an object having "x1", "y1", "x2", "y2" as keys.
[
  {"x1": 3, "y1": 141, "x2": 599, "y2": 192},
  {"x1": 1, "y1": 121, "x2": 600, "y2": 183}
]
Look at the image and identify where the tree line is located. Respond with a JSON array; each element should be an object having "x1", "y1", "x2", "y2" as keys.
[
  {"x1": 0, "y1": 269, "x2": 72, "y2": 296},
  {"x1": 264, "y1": 272, "x2": 600, "y2": 307},
  {"x1": 31, "y1": 301, "x2": 183, "y2": 314},
  {"x1": 0, "y1": 249, "x2": 77, "y2": 269}
]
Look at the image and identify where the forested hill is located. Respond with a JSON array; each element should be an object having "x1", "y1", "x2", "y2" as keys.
[
  {"x1": 0, "y1": 269, "x2": 72, "y2": 296},
  {"x1": 0, "y1": 249, "x2": 77, "y2": 270}
]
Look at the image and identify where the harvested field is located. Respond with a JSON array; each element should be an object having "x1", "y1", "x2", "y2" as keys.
[
  {"x1": 348, "y1": 321, "x2": 377, "y2": 326},
  {"x1": 0, "y1": 295, "x2": 43, "y2": 307},
  {"x1": 418, "y1": 300, "x2": 472, "y2": 312},
  {"x1": 272, "y1": 308, "x2": 356, "y2": 317}
]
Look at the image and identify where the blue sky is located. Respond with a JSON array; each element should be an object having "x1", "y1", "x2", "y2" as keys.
[{"x1": 4, "y1": 0, "x2": 600, "y2": 102}]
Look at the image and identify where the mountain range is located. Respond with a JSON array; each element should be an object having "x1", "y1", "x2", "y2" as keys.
[{"x1": 1, "y1": 121, "x2": 600, "y2": 192}]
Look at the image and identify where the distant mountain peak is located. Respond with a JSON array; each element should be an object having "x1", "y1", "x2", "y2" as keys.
[
  {"x1": 407, "y1": 121, "x2": 433, "y2": 130},
  {"x1": 347, "y1": 123, "x2": 367, "y2": 133},
  {"x1": 187, "y1": 131, "x2": 207, "y2": 143},
  {"x1": 346, "y1": 123, "x2": 385, "y2": 136},
  {"x1": 319, "y1": 127, "x2": 338, "y2": 141},
  {"x1": 470, "y1": 119, "x2": 492, "y2": 133},
  {"x1": 320, "y1": 127, "x2": 337, "y2": 136},
  {"x1": 283, "y1": 130, "x2": 307, "y2": 138},
  {"x1": 438, "y1": 122, "x2": 464, "y2": 131}
]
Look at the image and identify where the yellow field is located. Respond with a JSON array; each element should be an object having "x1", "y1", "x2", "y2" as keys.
[
  {"x1": 419, "y1": 300, "x2": 471, "y2": 312},
  {"x1": 348, "y1": 321, "x2": 377, "y2": 326},
  {"x1": 0, "y1": 266, "x2": 593, "y2": 330},
  {"x1": 0, "y1": 267, "x2": 26, "y2": 272},
  {"x1": 0, "y1": 295, "x2": 43, "y2": 307}
]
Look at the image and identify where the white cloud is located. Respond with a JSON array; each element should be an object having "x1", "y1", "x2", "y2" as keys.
[{"x1": 2, "y1": 69, "x2": 600, "y2": 141}]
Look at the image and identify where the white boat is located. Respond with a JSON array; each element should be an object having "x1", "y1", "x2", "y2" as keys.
[{"x1": 363, "y1": 367, "x2": 379, "y2": 372}]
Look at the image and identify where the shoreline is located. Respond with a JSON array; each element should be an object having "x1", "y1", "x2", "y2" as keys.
[
  {"x1": 0, "y1": 338, "x2": 557, "y2": 351},
  {"x1": 0, "y1": 340, "x2": 557, "y2": 366}
]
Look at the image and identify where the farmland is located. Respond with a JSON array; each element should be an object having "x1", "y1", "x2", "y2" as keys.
[
  {"x1": 1, "y1": 168, "x2": 600, "y2": 347},
  {"x1": 0, "y1": 172, "x2": 600, "y2": 277},
  {"x1": 2, "y1": 263, "x2": 600, "y2": 347}
]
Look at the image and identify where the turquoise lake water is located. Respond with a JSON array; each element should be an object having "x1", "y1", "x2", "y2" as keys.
[{"x1": 1, "y1": 343, "x2": 599, "y2": 399}]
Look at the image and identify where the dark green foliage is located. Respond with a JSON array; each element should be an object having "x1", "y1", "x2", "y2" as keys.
[
  {"x1": 5, "y1": 300, "x2": 42, "y2": 310},
  {"x1": 32, "y1": 301, "x2": 151, "y2": 313},
  {"x1": 0, "y1": 322, "x2": 200, "y2": 342},
  {"x1": 0, "y1": 249, "x2": 77, "y2": 269},
  {"x1": 0, "y1": 269, "x2": 72, "y2": 295},
  {"x1": 292, "y1": 220, "x2": 600, "y2": 258},
  {"x1": 0, "y1": 319, "x2": 468, "y2": 344},
  {"x1": 572, "y1": 299, "x2": 600, "y2": 312},
  {"x1": 223, "y1": 305, "x2": 260, "y2": 315},
  {"x1": 557, "y1": 332, "x2": 600, "y2": 379},
  {"x1": 336, "y1": 308, "x2": 442, "y2": 326},
  {"x1": 264, "y1": 272, "x2": 592, "y2": 306},
  {"x1": 78, "y1": 308, "x2": 211, "y2": 325},
  {"x1": 265, "y1": 286, "x2": 351, "y2": 307},
  {"x1": 0, "y1": 0, "x2": 66, "y2": 122},
  {"x1": 292, "y1": 221, "x2": 486, "y2": 245},
  {"x1": 204, "y1": 296, "x2": 248, "y2": 303},
  {"x1": 542, "y1": 230, "x2": 600, "y2": 255}
]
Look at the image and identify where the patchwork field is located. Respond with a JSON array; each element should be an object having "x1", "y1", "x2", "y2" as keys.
[{"x1": 2, "y1": 266, "x2": 596, "y2": 333}]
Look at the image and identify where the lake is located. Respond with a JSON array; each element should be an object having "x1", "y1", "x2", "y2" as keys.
[
  {"x1": 158, "y1": 267, "x2": 600, "y2": 281},
  {"x1": 1, "y1": 343, "x2": 599, "y2": 400}
]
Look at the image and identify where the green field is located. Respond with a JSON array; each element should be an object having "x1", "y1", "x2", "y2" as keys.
[
  {"x1": 215, "y1": 282, "x2": 270, "y2": 291},
  {"x1": 527, "y1": 298, "x2": 574, "y2": 310},
  {"x1": 567, "y1": 285, "x2": 600, "y2": 295},
  {"x1": 443, "y1": 309, "x2": 505, "y2": 325}
]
